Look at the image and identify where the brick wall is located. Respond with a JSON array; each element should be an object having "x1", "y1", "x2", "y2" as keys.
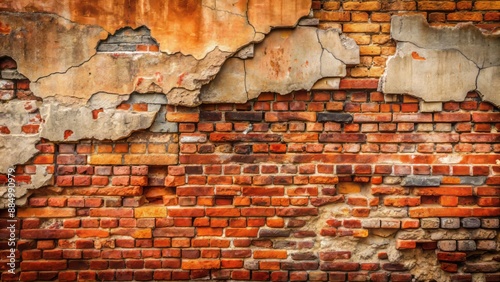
[
  {"x1": 1, "y1": 1, "x2": 500, "y2": 282},
  {"x1": 3, "y1": 88, "x2": 499, "y2": 281}
]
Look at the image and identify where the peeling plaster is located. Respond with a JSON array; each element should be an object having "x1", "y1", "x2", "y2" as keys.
[
  {"x1": 40, "y1": 99, "x2": 160, "y2": 142},
  {"x1": 1, "y1": 0, "x2": 311, "y2": 108},
  {"x1": 381, "y1": 15, "x2": 500, "y2": 107},
  {"x1": 30, "y1": 50, "x2": 230, "y2": 106},
  {"x1": 0, "y1": 165, "x2": 53, "y2": 208},
  {"x1": 0, "y1": 0, "x2": 310, "y2": 58},
  {"x1": 0, "y1": 135, "x2": 40, "y2": 174},
  {"x1": 201, "y1": 27, "x2": 359, "y2": 103},
  {"x1": 0, "y1": 12, "x2": 107, "y2": 81}
]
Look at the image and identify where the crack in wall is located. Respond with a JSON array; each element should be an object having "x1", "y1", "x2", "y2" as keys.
[{"x1": 382, "y1": 15, "x2": 500, "y2": 107}]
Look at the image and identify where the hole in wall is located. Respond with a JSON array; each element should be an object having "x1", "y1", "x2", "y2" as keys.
[{"x1": 96, "y1": 26, "x2": 159, "y2": 52}]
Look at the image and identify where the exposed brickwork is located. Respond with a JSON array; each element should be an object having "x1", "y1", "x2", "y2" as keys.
[
  {"x1": 1, "y1": 1, "x2": 499, "y2": 281},
  {"x1": 314, "y1": 0, "x2": 500, "y2": 79},
  {"x1": 97, "y1": 27, "x2": 160, "y2": 53},
  {"x1": 2, "y1": 88, "x2": 499, "y2": 281}
]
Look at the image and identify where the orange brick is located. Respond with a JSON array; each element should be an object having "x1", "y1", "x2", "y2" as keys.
[
  {"x1": 166, "y1": 112, "x2": 199, "y2": 122},
  {"x1": 135, "y1": 206, "x2": 167, "y2": 218},
  {"x1": 225, "y1": 228, "x2": 258, "y2": 237},
  {"x1": 439, "y1": 196, "x2": 459, "y2": 207},
  {"x1": 259, "y1": 261, "x2": 281, "y2": 270},
  {"x1": 182, "y1": 259, "x2": 220, "y2": 270},
  {"x1": 337, "y1": 182, "x2": 362, "y2": 194},
  {"x1": 314, "y1": 11, "x2": 351, "y2": 21},
  {"x1": 474, "y1": 1, "x2": 500, "y2": 10},
  {"x1": 266, "y1": 218, "x2": 284, "y2": 228},
  {"x1": 343, "y1": 1, "x2": 381, "y2": 11},
  {"x1": 17, "y1": 208, "x2": 75, "y2": 218},
  {"x1": 401, "y1": 219, "x2": 419, "y2": 229},
  {"x1": 396, "y1": 240, "x2": 416, "y2": 249},
  {"x1": 382, "y1": 1, "x2": 417, "y2": 10},
  {"x1": 360, "y1": 46, "x2": 381, "y2": 55},
  {"x1": 343, "y1": 23, "x2": 380, "y2": 33},
  {"x1": 418, "y1": 1, "x2": 456, "y2": 10},
  {"x1": 371, "y1": 12, "x2": 391, "y2": 22},
  {"x1": 253, "y1": 250, "x2": 287, "y2": 259},
  {"x1": 409, "y1": 207, "x2": 472, "y2": 218},
  {"x1": 447, "y1": 12, "x2": 482, "y2": 21},
  {"x1": 323, "y1": 2, "x2": 341, "y2": 10},
  {"x1": 89, "y1": 154, "x2": 122, "y2": 165},
  {"x1": 33, "y1": 154, "x2": 54, "y2": 164},
  {"x1": 148, "y1": 144, "x2": 166, "y2": 153}
]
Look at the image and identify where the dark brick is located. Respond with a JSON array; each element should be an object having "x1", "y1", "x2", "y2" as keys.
[
  {"x1": 225, "y1": 112, "x2": 263, "y2": 121},
  {"x1": 317, "y1": 113, "x2": 353, "y2": 123}
]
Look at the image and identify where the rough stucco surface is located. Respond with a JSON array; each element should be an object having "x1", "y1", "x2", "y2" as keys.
[
  {"x1": 0, "y1": 0, "x2": 314, "y2": 181},
  {"x1": 0, "y1": 0, "x2": 311, "y2": 59},
  {"x1": 31, "y1": 50, "x2": 230, "y2": 106},
  {"x1": 0, "y1": 165, "x2": 52, "y2": 207},
  {"x1": 0, "y1": 12, "x2": 107, "y2": 81},
  {"x1": 201, "y1": 27, "x2": 359, "y2": 103},
  {"x1": 1, "y1": 2, "x2": 500, "y2": 282},
  {"x1": 0, "y1": 101, "x2": 41, "y2": 173},
  {"x1": 0, "y1": 0, "x2": 311, "y2": 107},
  {"x1": 40, "y1": 101, "x2": 160, "y2": 142},
  {"x1": 381, "y1": 15, "x2": 500, "y2": 107}
]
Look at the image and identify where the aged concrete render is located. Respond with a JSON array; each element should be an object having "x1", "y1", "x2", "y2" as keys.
[
  {"x1": 31, "y1": 50, "x2": 231, "y2": 106},
  {"x1": 0, "y1": 0, "x2": 311, "y2": 59},
  {"x1": 0, "y1": 12, "x2": 107, "y2": 81},
  {"x1": 0, "y1": 0, "x2": 315, "y2": 177},
  {"x1": 380, "y1": 15, "x2": 500, "y2": 107},
  {"x1": 40, "y1": 100, "x2": 159, "y2": 142},
  {"x1": 1, "y1": 0, "x2": 311, "y2": 107},
  {"x1": 1, "y1": 2, "x2": 500, "y2": 282},
  {"x1": 201, "y1": 27, "x2": 359, "y2": 103}
]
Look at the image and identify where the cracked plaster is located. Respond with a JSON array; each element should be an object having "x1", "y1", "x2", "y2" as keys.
[
  {"x1": 201, "y1": 27, "x2": 359, "y2": 103},
  {"x1": 380, "y1": 15, "x2": 500, "y2": 107},
  {"x1": 0, "y1": 0, "x2": 313, "y2": 182},
  {"x1": 1, "y1": 0, "x2": 311, "y2": 107},
  {"x1": 0, "y1": 165, "x2": 52, "y2": 208}
]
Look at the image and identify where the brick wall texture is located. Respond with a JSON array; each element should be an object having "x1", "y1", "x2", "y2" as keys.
[{"x1": 1, "y1": 1, "x2": 500, "y2": 282}]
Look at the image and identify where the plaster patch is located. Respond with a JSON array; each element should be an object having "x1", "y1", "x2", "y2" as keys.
[
  {"x1": 381, "y1": 15, "x2": 500, "y2": 107},
  {"x1": 0, "y1": 12, "x2": 106, "y2": 81},
  {"x1": 39, "y1": 99, "x2": 159, "y2": 142},
  {"x1": 201, "y1": 27, "x2": 359, "y2": 103},
  {"x1": 31, "y1": 50, "x2": 230, "y2": 106},
  {"x1": 0, "y1": 165, "x2": 53, "y2": 208},
  {"x1": 0, "y1": 0, "x2": 311, "y2": 59}
]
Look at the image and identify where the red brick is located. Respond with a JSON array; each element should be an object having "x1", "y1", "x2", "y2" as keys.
[
  {"x1": 225, "y1": 228, "x2": 259, "y2": 237},
  {"x1": 206, "y1": 208, "x2": 240, "y2": 217},
  {"x1": 437, "y1": 252, "x2": 466, "y2": 262},
  {"x1": 340, "y1": 78, "x2": 379, "y2": 89}
]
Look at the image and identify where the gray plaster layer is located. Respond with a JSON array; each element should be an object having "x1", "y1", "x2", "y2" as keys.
[
  {"x1": 381, "y1": 15, "x2": 500, "y2": 107},
  {"x1": 0, "y1": 165, "x2": 53, "y2": 208},
  {"x1": 0, "y1": 100, "x2": 41, "y2": 134},
  {"x1": 0, "y1": 135, "x2": 40, "y2": 174},
  {"x1": 40, "y1": 101, "x2": 159, "y2": 142},
  {"x1": 31, "y1": 50, "x2": 230, "y2": 107},
  {"x1": 0, "y1": 100, "x2": 41, "y2": 173},
  {"x1": 201, "y1": 58, "x2": 248, "y2": 103},
  {"x1": 382, "y1": 42, "x2": 479, "y2": 102},
  {"x1": 0, "y1": 12, "x2": 106, "y2": 81},
  {"x1": 201, "y1": 27, "x2": 359, "y2": 103},
  {"x1": 477, "y1": 66, "x2": 500, "y2": 107},
  {"x1": 390, "y1": 15, "x2": 500, "y2": 68}
]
